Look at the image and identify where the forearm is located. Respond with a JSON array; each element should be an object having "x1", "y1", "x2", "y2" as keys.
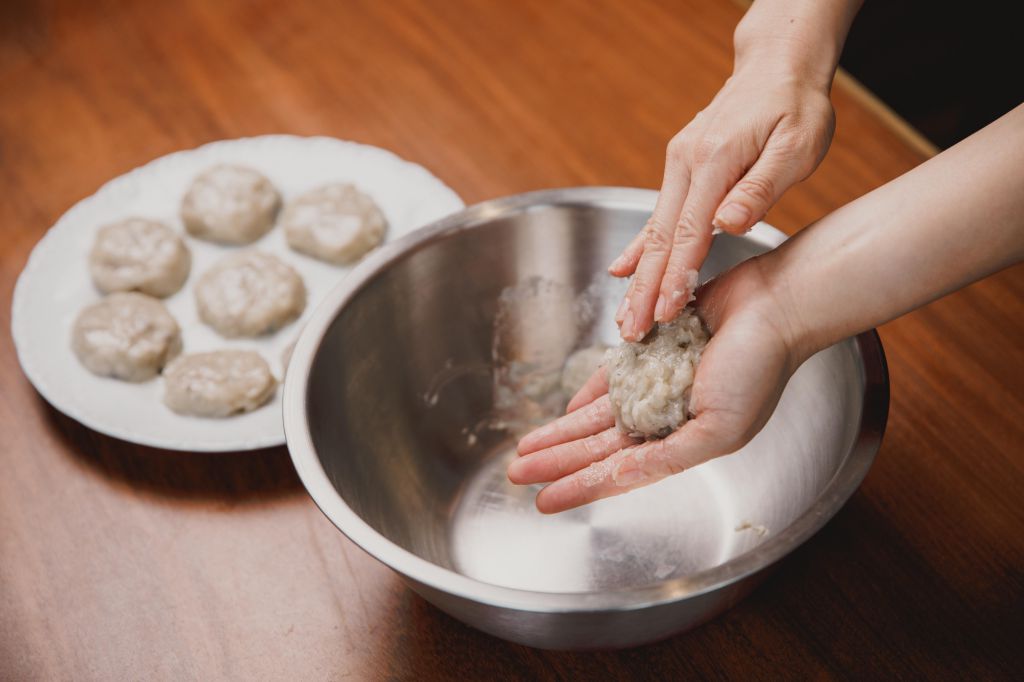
[
  {"x1": 733, "y1": 0, "x2": 862, "y2": 90},
  {"x1": 767, "y1": 104, "x2": 1024, "y2": 361}
]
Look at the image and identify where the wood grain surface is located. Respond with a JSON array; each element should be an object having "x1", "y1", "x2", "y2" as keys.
[{"x1": 1, "y1": 1, "x2": 1021, "y2": 679}]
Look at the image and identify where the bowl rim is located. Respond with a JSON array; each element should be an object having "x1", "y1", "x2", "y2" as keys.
[{"x1": 283, "y1": 186, "x2": 889, "y2": 613}]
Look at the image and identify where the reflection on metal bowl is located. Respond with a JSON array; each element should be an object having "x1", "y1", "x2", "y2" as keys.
[{"x1": 283, "y1": 187, "x2": 888, "y2": 649}]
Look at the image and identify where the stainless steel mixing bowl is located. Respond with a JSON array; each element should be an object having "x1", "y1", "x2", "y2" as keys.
[{"x1": 283, "y1": 187, "x2": 888, "y2": 650}]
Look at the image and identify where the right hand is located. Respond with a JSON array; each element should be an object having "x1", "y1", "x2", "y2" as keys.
[
  {"x1": 511, "y1": 255, "x2": 805, "y2": 513},
  {"x1": 611, "y1": 61, "x2": 835, "y2": 341}
]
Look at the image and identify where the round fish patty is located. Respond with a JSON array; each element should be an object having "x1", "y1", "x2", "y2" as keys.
[
  {"x1": 283, "y1": 183, "x2": 386, "y2": 264},
  {"x1": 181, "y1": 164, "x2": 280, "y2": 244},
  {"x1": 195, "y1": 250, "x2": 306, "y2": 338},
  {"x1": 71, "y1": 292, "x2": 182, "y2": 382},
  {"x1": 89, "y1": 218, "x2": 191, "y2": 297},
  {"x1": 163, "y1": 350, "x2": 276, "y2": 417}
]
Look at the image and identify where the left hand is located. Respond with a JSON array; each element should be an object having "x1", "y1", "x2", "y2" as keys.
[
  {"x1": 508, "y1": 256, "x2": 803, "y2": 513},
  {"x1": 609, "y1": 63, "x2": 835, "y2": 341}
]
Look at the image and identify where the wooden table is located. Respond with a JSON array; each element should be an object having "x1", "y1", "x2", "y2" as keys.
[{"x1": 2, "y1": 1, "x2": 1021, "y2": 678}]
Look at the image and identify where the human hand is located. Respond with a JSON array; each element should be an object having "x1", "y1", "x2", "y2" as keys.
[
  {"x1": 611, "y1": 61, "x2": 835, "y2": 341},
  {"x1": 509, "y1": 258, "x2": 803, "y2": 513},
  {"x1": 512, "y1": 101, "x2": 1024, "y2": 514}
]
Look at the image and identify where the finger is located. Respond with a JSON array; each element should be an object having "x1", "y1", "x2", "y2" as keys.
[
  {"x1": 656, "y1": 162, "x2": 735, "y2": 322},
  {"x1": 516, "y1": 395, "x2": 615, "y2": 456},
  {"x1": 712, "y1": 133, "x2": 817, "y2": 235},
  {"x1": 609, "y1": 131, "x2": 693, "y2": 279},
  {"x1": 619, "y1": 138, "x2": 693, "y2": 341},
  {"x1": 535, "y1": 417, "x2": 729, "y2": 513},
  {"x1": 615, "y1": 277, "x2": 635, "y2": 325},
  {"x1": 621, "y1": 210, "x2": 683, "y2": 340},
  {"x1": 566, "y1": 367, "x2": 608, "y2": 413},
  {"x1": 507, "y1": 427, "x2": 639, "y2": 485},
  {"x1": 608, "y1": 231, "x2": 644, "y2": 277}
]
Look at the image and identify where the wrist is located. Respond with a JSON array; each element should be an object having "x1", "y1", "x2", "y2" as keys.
[
  {"x1": 701, "y1": 254, "x2": 817, "y2": 377},
  {"x1": 732, "y1": 1, "x2": 856, "y2": 93},
  {"x1": 733, "y1": 34, "x2": 840, "y2": 94},
  {"x1": 753, "y1": 249, "x2": 822, "y2": 369}
]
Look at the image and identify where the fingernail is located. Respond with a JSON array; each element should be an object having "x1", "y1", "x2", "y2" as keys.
[
  {"x1": 713, "y1": 203, "x2": 750, "y2": 231},
  {"x1": 506, "y1": 459, "x2": 523, "y2": 482},
  {"x1": 615, "y1": 296, "x2": 629, "y2": 324},
  {"x1": 654, "y1": 294, "x2": 666, "y2": 321},
  {"x1": 671, "y1": 290, "x2": 692, "y2": 312},
  {"x1": 622, "y1": 309, "x2": 635, "y2": 339},
  {"x1": 611, "y1": 460, "x2": 646, "y2": 486},
  {"x1": 611, "y1": 450, "x2": 648, "y2": 486},
  {"x1": 609, "y1": 255, "x2": 626, "y2": 272},
  {"x1": 685, "y1": 269, "x2": 699, "y2": 293},
  {"x1": 667, "y1": 290, "x2": 686, "y2": 317}
]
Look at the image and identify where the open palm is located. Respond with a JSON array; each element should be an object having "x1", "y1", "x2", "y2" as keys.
[{"x1": 509, "y1": 259, "x2": 800, "y2": 513}]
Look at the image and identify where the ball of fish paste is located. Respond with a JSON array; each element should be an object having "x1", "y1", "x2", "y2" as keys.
[
  {"x1": 606, "y1": 308, "x2": 709, "y2": 438},
  {"x1": 180, "y1": 164, "x2": 280, "y2": 244},
  {"x1": 163, "y1": 350, "x2": 276, "y2": 417},
  {"x1": 195, "y1": 250, "x2": 306, "y2": 337},
  {"x1": 71, "y1": 292, "x2": 182, "y2": 382},
  {"x1": 560, "y1": 345, "x2": 608, "y2": 397},
  {"x1": 283, "y1": 183, "x2": 387, "y2": 264},
  {"x1": 89, "y1": 218, "x2": 191, "y2": 297}
]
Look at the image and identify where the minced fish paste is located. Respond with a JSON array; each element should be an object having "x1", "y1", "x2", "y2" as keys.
[{"x1": 606, "y1": 308, "x2": 709, "y2": 438}]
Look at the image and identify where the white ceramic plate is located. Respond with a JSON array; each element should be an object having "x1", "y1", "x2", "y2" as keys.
[{"x1": 12, "y1": 135, "x2": 464, "y2": 452}]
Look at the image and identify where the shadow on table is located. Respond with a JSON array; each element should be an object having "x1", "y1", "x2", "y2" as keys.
[
  {"x1": 372, "y1": 581, "x2": 731, "y2": 680},
  {"x1": 43, "y1": 399, "x2": 303, "y2": 505}
]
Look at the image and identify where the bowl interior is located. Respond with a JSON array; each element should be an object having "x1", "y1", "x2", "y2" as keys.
[{"x1": 304, "y1": 195, "x2": 866, "y2": 593}]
